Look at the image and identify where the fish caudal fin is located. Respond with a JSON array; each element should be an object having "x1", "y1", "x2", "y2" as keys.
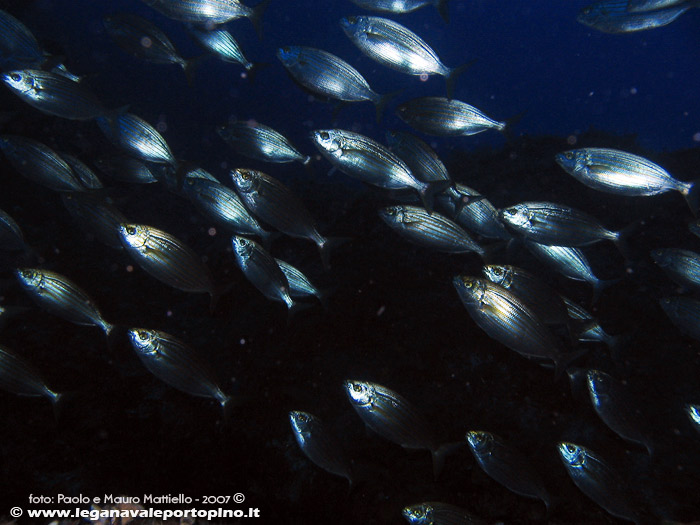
[
  {"x1": 245, "y1": 62, "x2": 271, "y2": 84},
  {"x1": 431, "y1": 441, "x2": 463, "y2": 480},
  {"x1": 445, "y1": 58, "x2": 477, "y2": 100},
  {"x1": 681, "y1": 179, "x2": 700, "y2": 216},
  {"x1": 435, "y1": 0, "x2": 450, "y2": 23},
  {"x1": 591, "y1": 277, "x2": 620, "y2": 305},
  {"x1": 51, "y1": 392, "x2": 65, "y2": 421},
  {"x1": 374, "y1": 89, "x2": 402, "y2": 123},
  {"x1": 182, "y1": 55, "x2": 206, "y2": 86},
  {"x1": 554, "y1": 348, "x2": 589, "y2": 381},
  {"x1": 500, "y1": 110, "x2": 527, "y2": 141},
  {"x1": 418, "y1": 180, "x2": 452, "y2": 214},
  {"x1": 317, "y1": 236, "x2": 351, "y2": 271},
  {"x1": 249, "y1": 0, "x2": 272, "y2": 40}
]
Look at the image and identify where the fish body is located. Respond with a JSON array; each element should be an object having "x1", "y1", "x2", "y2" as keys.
[
  {"x1": 561, "y1": 296, "x2": 622, "y2": 351},
  {"x1": 397, "y1": 97, "x2": 505, "y2": 137},
  {"x1": 141, "y1": 0, "x2": 261, "y2": 25},
  {"x1": 628, "y1": 0, "x2": 691, "y2": 10},
  {"x1": 555, "y1": 148, "x2": 697, "y2": 212},
  {"x1": 2, "y1": 69, "x2": 105, "y2": 120},
  {"x1": 499, "y1": 201, "x2": 620, "y2": 247},
  {"x1": 650, "y1": 248, "x2": 700, "y2": 291},
  {"x1": 95, "y1": 155, "x2": 158, "y2": 184},
  {"x1": 96, "y1": 112, "x2": 176, "y2": 166},
  {"x1": 182, "y1": 177, "x2": 270, "y2": 241},
  {"x1": 379, "y1": 205, "x2": 484, "y2": 257},
  {"x1": 218, "y1": 121, "x2": 309, "y2": 164},
  {"x1": 340, "y1": 16, "x2": 466, "y2": 97},
  {"x1": 289, "y1": 411, "x2": 352, "y2": 484},
  {"x1": 128, "y1": 328, "x2": 229, "y2": 409},
  {"x1": 350, "y1": 0, "x2": 450, "y2": 23},
  {"x1": 61, "y1": 193, "x2": 128, "y2": 249},
  {"x1": 60, "y1": 154, "x2": 103, "y2": 190},
  {"x1": 577, "y1": 0, "x2": 692, "y2": 33},
  {"x1": 402, "y1": 502, "x2": 486, "y2": 525},
  {"x1": 0, "y1": 344, "x2": 61, "y2": 407},
  {"x1": 659, "y1": 296, "x2": 700, "y2": 341},
  {"x1": 386, "y1": 130, "x2": 450, "y2": 183},
  {"x1": 466, "y1": 431, "x2": 551, "y2": 511},
  {"x1": 16, "y1": 268, "x2": 113, "y2": 335},
  {"x1": 232, "y1": 236, "x2": 295, "y2": 309},
  {"x1": 187, "y1": 25, "x2": 252, "y2": 69},
  {"x1": 119, "y1": 224, "x2": 217, "y2": 297},
  {"x1": 453, "y1": 276, "x2": 572, "y2": 374},
  {"x1": 587, "y1": 370, "x2": 654, "y2": 455},
  {"x1": 275, "y1": 259, "x2": 323, "y2": 303},
  {"x1": 437, "y1": 184, "x2": 511, "y2": 240},
  {"x1": 0, "y1": 135, "x2": 86, "y2": 192},
  {"x1": 0, "y1": 8, "x2": 44, "y2": 70},
  {"x1": 558, "y1": 442, "x2": 649, "y2": 524},
  {"x1": 686, "y1": 404, "x2": 700, "y2": 434},
  {"x1": 0, "y1": 207, "x2": 25, "y2": 251}
]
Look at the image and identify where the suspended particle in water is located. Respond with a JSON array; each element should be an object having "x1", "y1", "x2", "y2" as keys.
[
  {"x1": 140, "y1": 36, "x2": 152, "y2": 49},
  {"x1": 419, "y1": 73, "x2": 429, "y2": 82}
]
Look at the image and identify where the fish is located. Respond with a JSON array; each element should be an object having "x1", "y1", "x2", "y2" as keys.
[
  {"x1": 127, "y1": 328, "x2": 230, "y2": 417},
  {"x1": 141, "y1": 0, "x2": 271, "y2": 37},
  {"x1": 0, "y1": 135, "x2": 87, "y2": 192},
  {"x1": 340, "y1": 16, "x2": 471, "y2": 99},
  {"x1": 436, "y1": 183, "x2": 511, "y2": 240},
  {"x1": 118, "y1": 223, "x2": 218, "y2": 303},
  {"x1": 561, "y1": 296, "x2": 626, "y2": 354},
  {"x1": 689, "y1": 218, "x2": 700, "y2": 239},
  {"x1": 230, "y1": 169, "x2": 333, "y2": 267},
  {"x1": 232, "y1": 236, "x2": 296, "y2": 310},
  {"x1": 0, "y1": 207, "x2": 26, "y2": 251},
  {"x1": 686, "y1": 404, "x2": 700, "y2": 434},
  {"x1": 311, "y1": 129, "x2": 447, "y2": 213},
  {"x1": 94, "y1": 155, "x2": 159, "y2": 184},
  {"x1": 555, "y1": 148, "x2": 699, "y2": 214},
  {"x1": 577, "y1": 0, "x2": 694, "y2": 33},
  {"x1": 659, "y1": 296, "x2": 700, "y2": 341},
  {"x1": 650, "y1": 248, "x2": 700, "y2": 292},
  {"x1": 482, "y1": 264, "x2": 571, "y2": 327},
  {"x1": 103, "y1": 13, "x2": 198, "y2": 82},
  {"x1": 275, "y1": 259, "x2": 326, "y2": 306},
  {"x1": 61, "y1": 192, "x2": 128, "y2": 249},
  {"x1": 15, "y1": 268, "x2": 113, "y2": 335},
  {"x1": 499, "y1": 201, "x2": 624, "y2": 249},
  {"x1": 385, "y1": 130, "x2": 451, "y2": 183},
  {"x1": 96, "y1": 112, "x2": 177, "y2": 166},
  {"x1": 524, "y1": 241, "x2": 617, "y2": 302},
  {"x1": 350, "y1": 0, "x2": 450, "y2": 22},
  {"x1": 0, "y1": 344, "x2": 62, "y2": 414},
  {"x1": 586, "y1": 370, "x2": 654, "y2": 455},
  {"x1": 402, "y1": 502, "x2": 487, "y2": 525},
  {"x1": 181, "y1": 176, "x2": 272, "y2": 242},
  {"x1": 217, "y1": 121, "x2": 310, "y2": 165},
  {"x1": 276, "y1": 46, "x2": 396, "y2": 122},
  {"x1": 452, "y1": 276, "x2": 577, "y2": 377},
  {"x1": 378, "y1": 205, "x2": 485, "y2": 258},
  {"x1": 627, "y1": 0, "x2": 693, "y2": 11},
  {"x1": 289, "y1": 411, "x2": 352, "y2": 485},
  {"x1": 344, "y1": 379, "x2": 459, "y2": 478},
  {"x1": 59, "y1": 153, "x2": 103, "y2": 190},
  {"x1": 0, "y1": 8, "x2": 45, "y2": 71},
  {"x1": 396, "y1": 97, "x2": 511, "y2": 138},
  {"x1": 466, "y1": 430, "x2": 552, "y2": 513},
  {"x1": 187, "y1": 25, "x2": 256, "y2": 73},
  {"x1": 558, "y1": 442, "x2": 651, "y2": 524},
  {"x1": 1, "y1": 69, "x2": 106, "y2": 120}
]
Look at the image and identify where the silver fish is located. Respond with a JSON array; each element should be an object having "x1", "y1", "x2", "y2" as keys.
[
  {"x1": 558, "y1": 442, "x2": 650, "y2": 524},
  {"x1": 628, "y1": 0, "x2": 692, "y2": 10},
  {"x1": 466, "y1": 431, "x2": 552, "y2": 512},
  {"x1": 230, "y1": 169, "x2": 331, "y2": 266},
  {"x1": 402, "y1": 502, "x2": 486, "y2": 525},
  {"x1": 16, "y1": 268, "x2": 113, "y2": 335},
  {"x1": 555, "y1": 148, "x2": 698, "y2": 213},
  {"x1": 524, "y1": 241, "x2": 616, "y2": 301},
  {"x1": 686, "y1": 404, "x2": 700, "y2": 434},
  {"x1": 95, "y1": 155, "x2": 158, "y2": 184},
  {"x1": 0, "y1": 8, "x2": 44, "y2": 70},
  {"x1": 2, "y1": 69, "x2": 106, "y2": 120},
  {"x1": 232, "y1": 236, "x2": 295, "y2": 310},
  {"x1": 344, "y1": 379, "x2": 457, "y2": 478},
  {"x1": 275, "y1": 259, "x2": 325, "y2": 305},
  {"x1": 103, "y1": 13, "x2": 197, "y2": 80},
  {"x1": 437, "y1": 183, "x2": 511, "y2": 240},
  {"x1": 119, "y1": 224, "x2": 217, "y2": 300},
  {"x1": 61, "y1": 192, "x2": 128, "y2": 249},
  {"x1": 0, "y1": 135, "x2": 86, "y2": 192},
  {"x1": 311, "y1": 129, "x2": 446, "y2": 213},
  {"x1": 396, "y1": 97, "x2": 508, "y2": 138},
  {"x1": 0, "y1": 207, "x2": 25, "y2": 251},
  {"x1": 276, "y1": 46, "x2": 395, "y2": 122},
  {"x1": 350, "y1": 0, "x2": 450, "y2": 22},
  {"x1": 385, "y1": 130, "x2": 451, "y2": 183},
  {"x1": 499, "y1": 201, "x2": 623, "y2": 248},
  {"x1": 340, "y1": 16, "x2": 470, "y2": 98},
  {"x1": 96, "y1": 112, "x2": 176, "y2": 166},
  {"x1": 689, "y1": 218, "x2": 700, "y2": 239},
  {"x1": 0, "y1": 344, "x2": 62, "y2": 412},
  {"x1": 561, "y1": 296, "x2": 625, "y2": 353},
  {"x1": 578, "y1": 0, "x2": 694, "y2": 33},
  {"x1": 141, "y1": 0, "x2": 270, "y2": 36},
  {"x1": 182, "y1": 177, "x2": 271, "y2": 242},
  {"x1": 587, "y1": 370, "x2": 654, "y2": 455},
  {"x1": 60, "y1": 153, "x2": 103, "y2": 190},
  {"x1": 218, "y1": 121, "x2": 309, "y2": 165},
  {"x1": 128, "y1": 328, "x2": 230, "y2": 414},
  {"x1": 187, "y1": 25, "x2": 254, "y2": 71},
  {"x1": 650, "y1": 248, "x2": 700, "y2": 291},
  {"x1": 659, "y1": 296, "x2": 700, "y2": 341},
  {"x1": 452, "y1": 276, "x2": 575, "y2": 376},
  {"x1": 379, "y1": 205, "x2": 485, "y2": 257},
  {"x1": 289, "y1": 411, "x2": 352, "y2": 484}
]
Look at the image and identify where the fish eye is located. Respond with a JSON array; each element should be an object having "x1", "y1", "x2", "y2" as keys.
[
  {"x1": 10, "y1": 73, "x2": 21, "y2": 82},
  {"x1": 347, "y1": 16, "x2": 356, "y2": 23},
  {"x1": 281, "y1": 46, "x2": 289, "y2": 52},
  {"x1": 137, "y1": 330, "x2": 149, "y2": 341},
  {"x1": 564, "y1": 152, "x2": 574, "y2": 160},
  {"x1": 319, "y1": 131, "x2": 329, "y2": 141},
  {"x1": 126, "y1": 226, "x2": 136, "y2": 235},
  {"x1": 352, "y1": 384, "x2": 362, "y2": 392},
  {"x1": 239, "y1": 238, "x2": 248, "y2": 246},
  {"x1": 241, "y1": 172, "x2": 250, "y2": 181},
  {"x1": 581, "y1": 7, "x2": 590, "y2": 14}
]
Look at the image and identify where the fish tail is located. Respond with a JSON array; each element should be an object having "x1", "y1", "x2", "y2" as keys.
[
  {"x1": 182, "y1": 55, "x2": 206, "y2": 86},
  {"x1": 317, "y1": 236, "x2": 351, "y2": 271},
  {"x1": 434, "y1": 0, "x2": 450, "y2": 23},
  {"x1": 316, "y1": 286, "x2": 337, "y2": 312},
  {"x1": 102, "y1": 320, "x2": 115, "y2": 338},
  {"x1": 554, "y1": 348, "x2": 588, "y2": 381},
  {"x1": 249, "y1": 0, "x2": 272, "y2": 40},
  {"x1": 50, "y1": 391, "x2": 65, "y2": 421},
  {"x1": 500, "y1": 110, "x2": 527, "y2": 141},
  {"x1": 445, "y1": 58, "x2": 477, "y2": 100},
  {"x1": 612, "y1": 219, "x2": 640, "y2": 260},
  {"x1": 591, "y1": 277, "x2": 620, "y2": 304},
  {"x1": 431, "y1": 441, "x2": 463, "y2": 480},
  {"x1": 604, "y1": 331, "x2": 633, "y2": 361},
  {"x1": 419, "y1": 180, "x2": 452, "y2": 214},
  {"x1": 681, "y1": 178, "x2": 700, "y2": 216},
  {"x1": 244, "y1": 62, "x2": 271, "y2": 84},
  {"x1": 220, "y1": 395, "x2": 233, "y2": 424},
  {"x1": 374, "y1": 89, "x2": 402, "y2": 123}
]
